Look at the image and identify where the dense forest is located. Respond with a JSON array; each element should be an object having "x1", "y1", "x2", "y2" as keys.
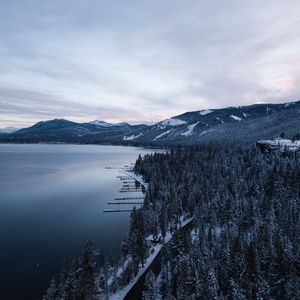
[{"x1": 44, "y1": 143, "x2": 300, "y2": 299}]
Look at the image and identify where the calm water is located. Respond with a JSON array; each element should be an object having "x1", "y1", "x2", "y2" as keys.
[{"x1": 0, "y1": 144, "x2": 159, "y2": 300}]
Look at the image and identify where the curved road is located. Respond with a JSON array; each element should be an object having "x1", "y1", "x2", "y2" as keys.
[{"x1": 124, "y1": 219, "x2": 194, "y2": 300}]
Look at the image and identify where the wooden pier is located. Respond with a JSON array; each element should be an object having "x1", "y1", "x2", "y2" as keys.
[
  {"x1": 108, "y1": 201, "x2": 143, "y2": 205},
  {"x1": 103, "y1": 208, "x2": 134, "y2": 213},
  {"x1": 120, "y1": 188, "x2": 143, "y2": 191},
  {"x1": 115, "y1": 197, "x2": 144, "y2": 200},
  {"x1": 103, "y1": 165, "x2": 146, "y2": 213},
  {"x1": 117, "y1": 176, "x2": 132, "y2": 180},
  {"x1": 119, "y1": 190, "x2": 144, "y2": 193}
]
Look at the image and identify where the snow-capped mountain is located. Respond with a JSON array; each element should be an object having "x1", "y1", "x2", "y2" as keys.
[
  {"x1": 89, "y1": 120, "x2": 113, "y2": 127},
  {"x1": 125, "y1": 100, "x2": 300, "y2": 145},
  {"x1": 2, "y1": 119, "x2": 148, "y2": 143},
  {"x1": 1, "y1": 100, "x2": 299, "y2": 145}
]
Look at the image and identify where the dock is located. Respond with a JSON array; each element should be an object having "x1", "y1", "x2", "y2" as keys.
[
  {"x1": 119, "y1": 190, "x2": 144, "y2": 193},
  {"x1": 115, "y1": 197, "x2": 144, "y2": 200},
  {"x1": 103, "y1": 208, "x2": 134, "y2": 213},
  {"x1": 108, "y1": 201, "x2": 143, "y2": 205},
  {"x1": 117, "y1": 176, "x2": 132, "y2": 180},
  {"x1": 103, "y1": 165, "x2": 146, "y2": 213},
  {"x1": 120, "y1": 188, "x2": 143, "y2": 191}
]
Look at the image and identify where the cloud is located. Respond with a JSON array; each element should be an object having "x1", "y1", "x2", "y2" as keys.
[{"x1": 0, "y1": 0, "x2": 300, "y2": 127}]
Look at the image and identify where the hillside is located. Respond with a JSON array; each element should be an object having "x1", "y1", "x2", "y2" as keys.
[
  {"x1": 1, "y1": 100, "x2": 299, "y2": 145},
  {"x1": 133, "y1": 101, "x2": 300, "y2": 145}
]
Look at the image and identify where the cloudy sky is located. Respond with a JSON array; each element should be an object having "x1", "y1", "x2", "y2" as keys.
[{"x1": 0, "y1": 0, "x2": 300, "y2": 128}]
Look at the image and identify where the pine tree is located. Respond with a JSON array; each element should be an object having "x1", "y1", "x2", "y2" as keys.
[
  {"x1": 44, "y1": 278, "x2": 58, "y2": 300},
  {"x1": 142, "y1": 270, "x2": 157, "y2": 300}
]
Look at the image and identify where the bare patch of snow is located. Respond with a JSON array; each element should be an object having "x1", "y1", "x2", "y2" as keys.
[
  {"x1": 199, "y1": 109, "x2": 213, "y2": 115},
  {"x1": 181, "y1": 122, "x2": 199, "y2": 136},
  {"x1": 285, "y1": 102, "x2": 295, "y2": 107},
  {"x1": 230, "y1": 114, "x2": 242, "y2": 121},
  {"x1": 153, "y1": 130, "x2": 171, "y2": 141},
  {"x1": 122, "y1": 132, "x2": 143, "y2": 141},
  {"x1": 216, "y1": 117, "x2": 224, "y2": 124},
  {"x1": 157, "y1": 118, "x2": 186, "y2": 129}
]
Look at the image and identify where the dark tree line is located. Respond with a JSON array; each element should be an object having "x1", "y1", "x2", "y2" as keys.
[
  {"x1": 136, "y1": 145, "x2": 300, "y2": 299},
  {"x1": 44, "y1": 240, "x2": 100, "y2": 300}
]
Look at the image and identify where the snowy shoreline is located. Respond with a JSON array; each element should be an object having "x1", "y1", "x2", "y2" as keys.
[{"x1": 109, "y1": 216, "x2": 194, "y2": 300}]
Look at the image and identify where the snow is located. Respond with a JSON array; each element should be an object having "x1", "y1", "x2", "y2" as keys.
[
  {"x1": 230, "y1": 114, "x2": 242, "y2": 121},
  {"x1": 243, "y1": 112, "x2": 248, "y2": 118},
  {"x1": 109, "y1": 216, "x2": 194, "y2": 300},
  {"x1": 109, "y1": 244, "x2": 161, "y2": 300},
  {"x1": 161, "y1": 118, "x2": 186, "y2": 126},
  {"x1": 284, "y1": 102, "x2": 295, "y2": 107},
  {"x1": 122, "y1": 132, "x2": 143, "y2": 141},
  {"x1": 216, "y1": 117, "x2": 224, "y2": 124},
  {"x1": 153, "y1": 130, "x2": 171, "y2": 141},
  {"x1": 199, "y1": 128, "x2": 215, "y2": 136},
  {"x1": 121, "y1": 169, "x2": 149, "y2": 189},
  {"x1": 258, "y1": 138, "x2": 300, "y2": 152},
  {"x1": 90, "y1": 120, "x2": 112, "y2": 127},
  {"x1": 190, "y1": 228, "x2": 198, "y2": 243},
  {"x1": 199, "y1": 109, "x2": 213, "y2": 115},
  {"x1": 157, "y1": 118, "x2": 186, "y2": 129},
  {"x1": 108, "y1": 168, "x2": 194, "y2": 300},
  {"x1": 181, "y1": 122, "x2": 199, "y2": 136}
]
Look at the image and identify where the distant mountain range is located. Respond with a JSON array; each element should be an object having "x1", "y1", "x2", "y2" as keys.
[
  {"x1": 1, "y1": 100, "x2": 300, "y2": 145},
  {"x1": 0, "y1": 126, "x2": 19, "y2": 134}
]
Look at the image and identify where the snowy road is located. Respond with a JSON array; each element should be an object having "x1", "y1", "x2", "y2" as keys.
[{"x1": 123, "y1": 218, "x2": 194, "y2": 300}]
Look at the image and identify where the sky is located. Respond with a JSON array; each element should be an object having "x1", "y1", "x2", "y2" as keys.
[{"x1": 0, "y1": 0, "x2": 300, "y2": 128}]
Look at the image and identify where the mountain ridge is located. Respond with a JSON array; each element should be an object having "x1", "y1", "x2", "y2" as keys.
[{"x1": 1, "y1": 100, "x2": 299, "y2": 145}]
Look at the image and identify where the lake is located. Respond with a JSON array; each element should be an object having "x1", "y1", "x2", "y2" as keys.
[{"x1": 0, "y1": 144, "x2": 160, "y2": 300}]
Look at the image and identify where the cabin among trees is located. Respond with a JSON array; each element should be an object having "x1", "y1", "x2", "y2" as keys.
[{"x1": 257, "y1": 136, "x2": 300, "y2": 153}]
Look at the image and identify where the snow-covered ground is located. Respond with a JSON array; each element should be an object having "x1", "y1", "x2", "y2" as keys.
[
  {"x1": 230, "y1": 114, "x2": 242, "y2": 121},
  {"x1": 284, "y1": 102, "x2": 295, "y2": 107},
  {"x1": 108, "y1": 167, "x2": 194, "y2": 300},
  {"x1": 121, "y1": 169, "x2": 149, "y2": 189},
  {"x1": 216, "y1": 117, "x2": 224, "y2": 124},
  {"x1": 160, "y1": 118, "x2": 187, "y2": 127},
  {"x1": 257, "y1": 138, "x2": 300, "y2": 152},
  {"x1": 109, "y1": 216, "x2": 194, "y2": 300},
  {"x1": 122, "y1": 132, "x2": 143, "y2": 141},
  {"x1": 90, "y1": 120, "x2": 113, "y2": 127},
  {"x1": 157, "y1": 118, "x2": 187, "y2": 129},
  {"x1": 199, "y1": 109, "x2": 213, "y2": 115},
  {"x1": 153, "y1": 130, "x2": 171, "y2": 141},
  {"x1": 181, "y1": 122, "x2": 199, "y2": 136}
]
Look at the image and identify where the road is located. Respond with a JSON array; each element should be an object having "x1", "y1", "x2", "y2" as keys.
[{"x1": 124, "y1": 219, "x2": 194, "y2": 300}]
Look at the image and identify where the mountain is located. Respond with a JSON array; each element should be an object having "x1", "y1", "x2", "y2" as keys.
[
  {"x1": 130, "y1": 101, "x2": 300, "y2": 145},
  {"x1": 1, "y1": 100, "x2": 300, "y2": 145},
  {"x1": 89, "y1": 120, "x2": 131, "y2": 128},
  {"x1": 1, "y1": 118, "x2": 148, "y2": 144},
  {"x1": 0, "y1": 126, "x2": 19, "y2": 134},
  {"x1": 89, "y1": 120, "x2": 113, "y2": 127}
]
